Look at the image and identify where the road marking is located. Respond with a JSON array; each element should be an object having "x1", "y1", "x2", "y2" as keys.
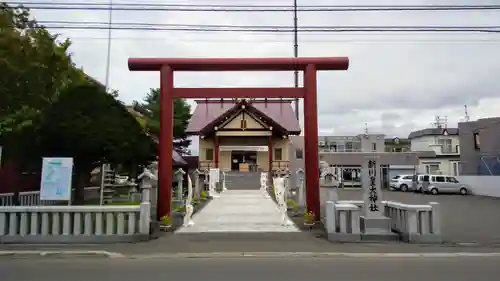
[
  {"x1": 124, "y1": 252, "x2": 500, "y2": 259},
  {"x1": 0, "y1": 250, "x2": 125, "y2": 258},
  {"x1": 2, "y1": 251, "x2": 500, "y2": 259}
]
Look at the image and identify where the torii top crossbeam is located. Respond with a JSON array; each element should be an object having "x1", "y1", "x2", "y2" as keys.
[{"x1": 128, "y1": 57, "x2": 349, "y2": 72}]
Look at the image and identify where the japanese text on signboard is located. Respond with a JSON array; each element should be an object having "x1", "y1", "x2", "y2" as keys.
[{"x1": 368, "y1": 160, "x2": 379, "y2": 212}]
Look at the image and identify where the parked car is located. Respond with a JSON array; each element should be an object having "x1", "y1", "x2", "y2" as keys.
[
  {"x1": 413, "y1": 174, "x2": 470, "y2": 195},
  {"x1": 389, "y1": 175, "x2": 415, "y2": 192}
]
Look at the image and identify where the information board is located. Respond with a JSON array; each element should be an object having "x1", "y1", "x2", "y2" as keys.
[{"x1": 40, "y1": 157, "x2": 74, "y2": 201}]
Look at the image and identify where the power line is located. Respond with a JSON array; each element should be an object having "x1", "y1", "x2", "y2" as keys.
[
  {"x1": 9, "y1": 1, "x2": 500, "y2": 8},
  {"x1": 7, "y1": 2, "x2": 500, "y2": 12},
  {"x1": 31, "y1": 25, "x2": 500, "y2": 33},
  {"x1": 35, "y1": 21, "x2": 500, "y2": 30},
  {"x1": 65, "y1": 37, "x2": 500, "y2": 43}
]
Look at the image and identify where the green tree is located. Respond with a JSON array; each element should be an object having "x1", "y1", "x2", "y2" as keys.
[
  {"x1": 133, "y1": 88, "x2": 192, "y2": 154},
  {"x1": 0, "y1": 3, "x2": 89, "y2": 161},
  {"x1": 37, "y1": 84, "x2": 156, "y2": 203}
]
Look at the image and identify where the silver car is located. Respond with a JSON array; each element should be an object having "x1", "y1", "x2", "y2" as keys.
[
  {"x1": 418, "y1": 174, "x2": 470, "y2": 195},
  {"x1": 390, "y1": 175, "x2": 414, "y2": 192}
]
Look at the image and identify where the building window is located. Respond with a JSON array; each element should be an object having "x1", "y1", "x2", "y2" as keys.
[
  {"x1": 452, "y1": 162, "x2": 460, "y2": 176},
  {"x1": 329, "y1": 142, "x2": 337, "y2": 151},
  {"x1": 438, "y1": 138, "x2": 453, "y2": 153},
  {"x1": 274, "y1": 148, "x2": 283, "y2": 161},
  {"x1": 346, "y1": 142, "x2": 353, "y2": 152},
  {"x1": 372, "y1": 143, "x2": 377, "y2": 151},
  {"x1": 205, "y1": 148, "x2": 214, "y2": 161},
  {"x1": 425, "y1": 163, "x2": 440, "y2": 174},
  {"x1": 474, "y1": 133, "x2": 480, "y2": 150},
  {"x1": 295, "y1": 149, "x2": 303, "y2": 160}
]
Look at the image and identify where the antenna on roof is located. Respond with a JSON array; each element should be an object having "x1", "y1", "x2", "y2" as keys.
[
  {"x1": 433, "y1": 116, "x2": 448, "y2": 129},
  {"x1": 464, "y1": 104, "x2": 470, "y2": 122},
  {"x1": 364, "y1": 123, "x2": 369, "y2": 135}
]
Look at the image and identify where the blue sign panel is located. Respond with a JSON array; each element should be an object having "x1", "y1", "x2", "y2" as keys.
[{"x1": 40, "y1": 157, "x2": 73, "y2": 201}]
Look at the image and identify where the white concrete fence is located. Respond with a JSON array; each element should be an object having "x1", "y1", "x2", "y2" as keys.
[
  {"x1": 0, "y1": 186, "x2": 101, "y2": 206},
  {"x1": 0, "y1": 205, "x2": 150, "y2": 243},
  {"x1": 0, "y1": 183, "x2": 153, "y2": 244},
  {"x1": 325, "y1": 200, "x2": 442, "y2": 243}
]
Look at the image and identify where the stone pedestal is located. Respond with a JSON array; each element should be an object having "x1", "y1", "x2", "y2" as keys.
[
  {"x1": 360, "y1": 158, "x2": 398, "y2": 241},
  {"x1": 359, "y1": 215, "x2": 398, "y2": 241},
  {"x1": 360, "y1": 215, "x2": 391, "y2": 234}
]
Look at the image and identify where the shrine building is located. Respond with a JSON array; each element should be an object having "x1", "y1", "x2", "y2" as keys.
[{"x1": 186, "y1": 99, "x2": 301, "y2": 172}]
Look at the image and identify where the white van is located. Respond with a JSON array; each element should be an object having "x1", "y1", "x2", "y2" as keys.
[{"x1": 413, "y1": 174, "x2": 470, "y2": 195}]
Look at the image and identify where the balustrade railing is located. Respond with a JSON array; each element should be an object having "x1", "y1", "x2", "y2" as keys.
[
  {"x1": 327, "y1": 200, "x2": 441, "y2": 243},
  {"x1": 0, "y1": 205, "x2": 146, "y2": 243}
]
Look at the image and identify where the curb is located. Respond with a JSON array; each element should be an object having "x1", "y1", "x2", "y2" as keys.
[
  {"x1": 0, "y1": 250, "x2": 125, "y2": 259},
  {"x1": 124, "y1": 252, "x2": 500, "y2": 259},
  {"x1": 2, "y1": 251, "x2": 500, "y2": 259}
]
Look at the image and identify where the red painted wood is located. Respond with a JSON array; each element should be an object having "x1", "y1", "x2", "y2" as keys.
[
  {"x1": 158, "y1": 65, "x2": 174, "y2": 220},
  {"x1": 128, "y1": 57, "x2": 349, "y2": 222},
  {"x1": 214, "y1": 136, "x2": 220, "y2": 168},
  {"x1": 303, "y1": 64, "x2": 321, "y2": 220},
  {"x1": 172, "y1": 88, "x2": 304, "y2": 99},
  {"x1": 268, "y1": 135, "x2": 273, "y2": 172},
  {"x1": 128, "y1": 57, "x2": 349, "y2": 71}
]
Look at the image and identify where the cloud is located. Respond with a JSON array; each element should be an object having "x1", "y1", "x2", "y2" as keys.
[{"x1": 22, "y1": 0, "x2": 500, "y2": 145}]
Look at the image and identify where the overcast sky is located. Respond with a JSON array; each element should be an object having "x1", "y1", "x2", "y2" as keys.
[{"x1": 17, "y1": 0, "x2": 500, "y2": 154}]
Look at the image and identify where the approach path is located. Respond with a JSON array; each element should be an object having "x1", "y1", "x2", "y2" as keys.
[{"x1": 176, "y1": 189, "x2": 298, "y2": 233}]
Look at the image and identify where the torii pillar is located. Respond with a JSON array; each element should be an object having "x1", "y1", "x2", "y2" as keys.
[{"x1": 128, "y1": 57, "x2": 349, "y2": 221}]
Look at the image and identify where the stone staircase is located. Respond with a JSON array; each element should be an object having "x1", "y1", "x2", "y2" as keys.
[{"x1": 224, "y1": 172, "x2": 261, "y2": 190}]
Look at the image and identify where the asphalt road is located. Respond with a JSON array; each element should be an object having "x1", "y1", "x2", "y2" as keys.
[
  {"x1": 2, "y1": 257, "x2": 500, "y2": 281},
  {"x1": 336, "y1": 189, "x2": 500, "y2": 244}
]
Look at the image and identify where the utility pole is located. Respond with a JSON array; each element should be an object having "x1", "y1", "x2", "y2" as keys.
[
  {"x1": 293, "y1": 0, "x2": 299, "y2": 120},
  {"x1": 104, "y1": 0, "x2": 113, "y2": 92}
]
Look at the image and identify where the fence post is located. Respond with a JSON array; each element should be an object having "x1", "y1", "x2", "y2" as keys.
[
  {"x1": 429, "y1": 202, "x2": 441, "y2": 235},
  {"x1": 138, "y1": 168, "x2": 155, "y2": 235}
]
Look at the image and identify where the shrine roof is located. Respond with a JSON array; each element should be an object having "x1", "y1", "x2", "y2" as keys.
[{"x1": 186, "y1": 99, "x2": 301, "y2": 135}]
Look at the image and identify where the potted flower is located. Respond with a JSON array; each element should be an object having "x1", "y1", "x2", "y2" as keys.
[
  {"x1": 303, "y1": 211, "x2": 315, "y2": 230},
  {"x1": 171, "y1": 206, "x2": 186, "y2": 226},
  {"x1": 286, "y1": 199, "x2": 298, "y2": 211},
  {"x1": 200, "y1": 191, "x2": 209, "y2": 200},
  {"x1": 193, "y1": 196, "x2": 201, "y2": 205},
  {"x1": 174, "y1": 205, "x2": 186, "y2": 215},
  {"x1": 160, "y1": 215, "x2": 172, "y2": 231}
]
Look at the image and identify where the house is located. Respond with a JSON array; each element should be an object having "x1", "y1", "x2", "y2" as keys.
[
  {"x1": 186, "y1": 99, "x2": 301, "y2": 172},
  {"x1": 288, "y1": 134, "x2": 419, "y2": 189},
  {"x1": 458, "y1": 117, "x2": 500, "y2": 175},
  {"x1": 408, "y1": 127, "x2": 460, "y2": 176}
]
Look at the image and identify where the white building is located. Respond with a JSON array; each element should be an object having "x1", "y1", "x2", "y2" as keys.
[{"x1": 408, "y1": 127, "x2": 461, "y2": 176}]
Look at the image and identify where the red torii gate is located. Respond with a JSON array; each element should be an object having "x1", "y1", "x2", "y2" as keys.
[{"x1": 128, "y1": 57, "x2": 349, "y2": 221}]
